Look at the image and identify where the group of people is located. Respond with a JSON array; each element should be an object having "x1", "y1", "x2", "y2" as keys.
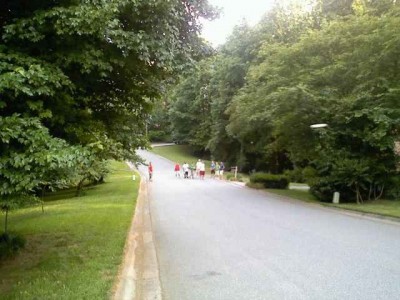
[{"x1": 174, "y1": 160, "x2": 224, "y2": 180}]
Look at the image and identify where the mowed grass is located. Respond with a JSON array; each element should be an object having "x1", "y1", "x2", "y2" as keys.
[
  {"x1": 265, "y1": 188, "x2": 318, "y2": 203},
  {"x1": 0, "y1": 161, "x2": 138, "y2": 299},
  {"x1": 331, "y1": 200, "x2": 400, "y2": 218},
  {"x1": 265, "y1": 188, "x2": 400, "y2": 218},
  {"x1": 151, "y1": 144, "x2": 211, "y2": 168}
]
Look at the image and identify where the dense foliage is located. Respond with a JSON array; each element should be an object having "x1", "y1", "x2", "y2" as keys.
[
  {"x1": 249, "y1": 173, "x2": 289, "y2": 189},
  {"x1": 0, "y1": 0, "x2": 216, "y2": 232},
  {"x1": 159, "y1": 0, "x2": 400, "y2": 202}
]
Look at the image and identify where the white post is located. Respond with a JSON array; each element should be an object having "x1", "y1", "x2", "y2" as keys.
[
  {"x1": 132, "y1": 175, "x2": 136, "y2": 181},
  {"x1": 333, "y1": 192, "x2": 340, "y2": 204},
  {"x1": 234, "y1": 166, "x2": 238, "y2": 180}
]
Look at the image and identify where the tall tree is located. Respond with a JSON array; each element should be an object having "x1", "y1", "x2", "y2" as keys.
[{"x1": 0, "y1": 0, "x2": 217, "y2": 160}]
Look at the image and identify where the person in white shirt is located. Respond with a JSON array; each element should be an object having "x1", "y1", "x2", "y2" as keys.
[
  {"x1": 199, "y1": 161, "x2": 205, "y2": 180},
  {"x1": 195, "y1": 159, "x2": 202, "y2": 177},
  {"x1": 182, "y1": 162, "x2": 190, "y2": 179}
]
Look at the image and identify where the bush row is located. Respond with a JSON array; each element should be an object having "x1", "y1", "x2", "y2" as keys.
[{"x1": 249, "y1": 173, "x2": 289, "y2": 189}]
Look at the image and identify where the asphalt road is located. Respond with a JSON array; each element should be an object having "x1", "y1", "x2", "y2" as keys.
[{"x1": 137, "y1": 150, "x2": 400, "y2": 300}]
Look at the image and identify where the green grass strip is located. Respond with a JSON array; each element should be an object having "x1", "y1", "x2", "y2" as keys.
[
  {"x1": 151, "y1": 144, "x2": 208, "y2": 165},
  {"x1": 0, "y1": 161, "x2": 138, "y2": 299},
  {"x1": 265, "y1": 188, "x2": 400, "y2": 219}
]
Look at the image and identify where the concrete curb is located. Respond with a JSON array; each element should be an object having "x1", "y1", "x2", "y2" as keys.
[{"x1": 112, "y1": 163, "x2": 162, "y2": 300}]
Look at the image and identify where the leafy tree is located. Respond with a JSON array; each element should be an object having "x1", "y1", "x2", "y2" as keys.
[
  {"x1": 169, "y1": 59, "x2": 214, "y2": 153},
  {"x1": 166, "y1": 0, "x2": 400, "y2": 202},
  {"x1": 1, "y1": 0, "x2": 217, "y2": 160},
  {"x1": 0, "y1": 115, "x2": 73, "y2": 232},
  {"x1": 231, "y1": 6, "x2": 400, "y2": 200}
]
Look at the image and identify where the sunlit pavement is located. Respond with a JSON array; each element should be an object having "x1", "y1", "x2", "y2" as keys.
[{"x1": 137, "y1": 149, "x2": 400, "y2": 300}]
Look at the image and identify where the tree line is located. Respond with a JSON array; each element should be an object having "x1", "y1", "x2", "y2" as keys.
[{"x1": 151, "y1": 0, "x2": 400, "y2": 203}]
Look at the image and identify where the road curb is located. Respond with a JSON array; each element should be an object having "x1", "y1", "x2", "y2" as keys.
[{"x1": 112, "y1": 163, "x2": 162, "y2": 300}]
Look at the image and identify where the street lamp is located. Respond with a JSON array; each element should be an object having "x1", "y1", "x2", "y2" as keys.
[
  {"x1": 310, "y1": 123, "x2": 328, "y2": 129},
  {"x1": 309, "y1": 123, "x2": 340, "y2": 204}
]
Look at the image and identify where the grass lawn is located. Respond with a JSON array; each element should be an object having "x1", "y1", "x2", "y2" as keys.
[
  {"x1": 331, "y1": 200, "x2": 400, "y2": 219},
  {"x1": 151, "y1": 144, "x2": 214, "y2": 175},
  {"x1": 151, "y1": 144, "x2": 209, "y2": 165},
  {"x1": 265, "y1": 188, "x2": 400, "y2": 219},
  {"x1": 266, "y1": 188, "x2": 318, "y2": 203},
  {"x1": 0, "y1": 161, "x2": 138, "y2": 299}
]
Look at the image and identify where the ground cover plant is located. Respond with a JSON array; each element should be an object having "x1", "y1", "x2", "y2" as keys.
[{"x1": 0, "y1": 161, "x2": 138, "y2": 299}]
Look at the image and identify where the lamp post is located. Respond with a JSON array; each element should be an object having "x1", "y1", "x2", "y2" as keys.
[{"x1": 310, "y1": 123, "x2": 340, "y2": 204}]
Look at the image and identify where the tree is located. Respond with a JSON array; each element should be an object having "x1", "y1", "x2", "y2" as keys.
[
  {"x1": 169, "y1": 59, "x2": 214, "y2": 153},
  {"x1": 0, "y1": 0, "x2": 218, "y2": 160},
  {"x1": 0, "y1": 115, "x2": 75, "y2": 232},
  {"x1": 230, "y1": 6, "x2": 400, "y2": 200}
]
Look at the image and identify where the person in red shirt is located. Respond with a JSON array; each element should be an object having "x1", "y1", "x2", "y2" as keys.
[
  {"x1": 148, "y1": 162, "x2": 153, "y2": 181},
  {"x1": 174, "y1": 163, "x2": 181, "y2": 177}
]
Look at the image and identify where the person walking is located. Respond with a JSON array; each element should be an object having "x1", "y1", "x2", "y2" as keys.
[
  {"x1": 148, "y1": 162, "x2": 153, "y2": 181},
  {"x1": 219, "y1": 161, "x2": 225, "y2": 180},
  {"x1": 210, "y1": 160, "x2": 216, "y2": 178},
  {"x1": 174, "y1": 163, "x2": 181, "y2": 177},
  {"x1": 182, "y1": 162, "x2": 190, "y2": 179},
  {"x1": 199, "y1": 160, "x2": 206, "y2": 180},
  {"x1": 195, "y1": 159, "x2": 202, "y2": 178},
  {"x1": 189, "y1": 162, "x2": 195, "y2": 179}
]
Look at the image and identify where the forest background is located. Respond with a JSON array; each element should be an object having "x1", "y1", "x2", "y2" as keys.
[{"x1": 149, "y1": 0, "x2": 400, "y2": 203}]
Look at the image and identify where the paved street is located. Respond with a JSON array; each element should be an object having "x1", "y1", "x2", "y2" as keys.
[{"x1": 137, "y1": 150, "x2": 400, "y2": 300}]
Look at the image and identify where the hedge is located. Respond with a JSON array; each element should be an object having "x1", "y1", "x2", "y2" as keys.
[{"x1": 249, "y1": 173, "x2": 289, "y2": 189}]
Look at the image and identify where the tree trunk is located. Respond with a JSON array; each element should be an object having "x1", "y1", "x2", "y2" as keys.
[
  {"x1": 41, "y1": 186, "x2": 45, "y2": 213},
  {"x1": 375, "y1": 184, "x2": 385, "y2": 200},
  {"x1": 355, "y1": 183, "x2": 363, "y2": 204},
  {"x1": 76, "y1": 178, "x2": 85, "y2": 197},
  {"x1": 5, "y1": 208, "x2": 8, "y2": 234},
  {"x1": 368, "y1": 184, "x2": 373, "y2": 201}
]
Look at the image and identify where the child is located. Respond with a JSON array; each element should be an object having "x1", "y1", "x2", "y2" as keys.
[
  {"x1": 182, "y1": 162, "x2": 189, "y2": 179},
  {"x1": 148, "y1": 162, "x2": 153, "y2": 181},
  {"x1": 174, "y1": 163, "x2": 181, "y2": 177}
]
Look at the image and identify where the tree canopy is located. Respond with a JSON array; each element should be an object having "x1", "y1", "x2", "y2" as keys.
[
  {"x1": 0, "y1": 0, "x2": 218, "y2": 227},
  {"x1": 1, "y1": 0, "x2": 217, "y2": 158},
  {"x1": 162, "y1": 0, "x2": 400, "y2": 202}
]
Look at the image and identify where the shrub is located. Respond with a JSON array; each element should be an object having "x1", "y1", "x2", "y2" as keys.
[
  {"x1": 225, "y1": 173, "x2": 244, "y2": 182},
  {"x1": 302, "y1": 166, "x2": 317, "y2": 184},
  {"x1": 225, "y1": 173, "x2": 234, "y2": 180},
  {"x1": 148, "y1": 130, "x2": 171, "y2": 142},
  {"x1": 284, "y1": 168, "x2": 304, "y2": 183},
  {"x1": 309, "y1": 178, "x2": 354, "y2": 203},
  {"x1": 249, "y1": 173, "x2": 289, "y2": 189},
  {"x1": 0, "y1": 232, "x2": 26, "y2": 260},
  {"x1": 246, "y1": 182, "x2": 264, "y2": 189},
  {"x1": 385, "y1": 176, "x2": 400, "y2": 200}
]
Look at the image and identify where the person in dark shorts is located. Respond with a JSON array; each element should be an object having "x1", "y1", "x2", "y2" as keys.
[
  {"x1": 148, "y1": 162, "x2": 153, "y2": 181},
  {"x1": 210, "y1": 160, "x2": 216, "y2": 178}
]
